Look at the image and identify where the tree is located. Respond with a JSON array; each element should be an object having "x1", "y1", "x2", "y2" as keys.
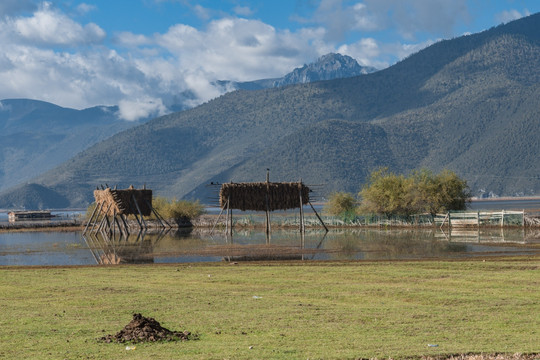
[
  {"x1": 359, "y1": 168, "x2": 470, "y2": 217},
  {"x1": 358, "y1": 168, "x2": 411, "y2": 217},
  {"x1": 432, "y1": 169, "x2": 471, "y2": 213},
  {"x1": 324, "y1": 192, "x2": 357, "y2": 216}
]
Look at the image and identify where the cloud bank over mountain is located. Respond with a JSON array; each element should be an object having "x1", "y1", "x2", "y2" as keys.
[{"x1": 0, "y1": 0, "x2": 535, "y2": 120}]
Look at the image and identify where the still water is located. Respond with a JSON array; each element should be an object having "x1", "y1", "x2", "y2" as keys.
[{"x1": 1, "y1": 228, "x2": 538, "y2": 266}]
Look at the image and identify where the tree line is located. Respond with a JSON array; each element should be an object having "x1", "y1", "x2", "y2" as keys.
[{"x1": 325, "y1": 168, "x2": 471, "y2": 218}]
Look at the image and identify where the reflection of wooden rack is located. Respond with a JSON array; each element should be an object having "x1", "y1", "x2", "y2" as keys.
[{"x1": 82, "y1": 229, "x2": 169, "y2": 265}]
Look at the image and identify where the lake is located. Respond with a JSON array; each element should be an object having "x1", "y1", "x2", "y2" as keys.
[{"x1": 1, "y1": 228, "x2": 538, "y2": 266}]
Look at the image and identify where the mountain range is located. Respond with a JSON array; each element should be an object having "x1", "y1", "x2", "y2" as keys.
[
  {"x1": 0, "y1": 100, "x2": 141, "y2": 193},
  {"x1": 1, "y1": 14, "x2": 540, "y2": 209},
  {"x1": 0, "y1": 53, "x2": 369, "y2": 203}
]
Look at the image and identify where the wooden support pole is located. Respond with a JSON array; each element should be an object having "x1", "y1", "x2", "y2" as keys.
[
  {"x1": 112, "y1": 209, "x2": 117, "y2": 239},
  {"x1": 153, "y1": 206, "x2": 172, "y2": 229},
  {"x1": 229, "y1": 205, "x2": 233, "y2": 236},
  {"x1": 127, "y1": 201, "x2": 143, "y2": 231},
  {"x1": 103, "y1": 207, "x2": 112, "y2": 234},
  {"x1": 83, "y1": 202, "x2": 99, "y2": 235},
  {"x1": 97, "y1": 203, "x2": 112, "y2": 233},
  {"x1": 265, "y1": 192, "x2": 271, "y2": 235},
  {"x1": 119, "y1": 214, "x2": 130, "y2": 237},
  {"x1": 210, "y1": 200, "x2": 228, "y2": 235},
  {"x1": 81, "y1": 233, "x2": 100, "y2": 265},
  {"x1": 265, "y1": 172, "x2": 271, "y2": 235},
  {"x1": 300, "y1": 228, "x2": 305, "y2": 260},
  {"x1": 114, "y1": 213, "x2": 125, "y2": 238},
  {"x1": 309, "y1": 201, "x2": 328, "y2": 232},
  {"x1": 131, "y1": 194, "x2": 147, "y2": 230},
  {"x1": 225, "y1": 195, "x2": 231, "y2": 235},
  {"x1": 89, "y1": 202, "x2": 105, "y2": 233},
  {"x1": 144, "y1": 199, "x2": 171, "y2": 229},
  {"x1": 298, "y1": 183, "x2": 305, "y2": 233}
]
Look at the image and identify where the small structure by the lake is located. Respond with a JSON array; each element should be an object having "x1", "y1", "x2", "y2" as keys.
[
  {"x1": 84, "y1": 185, "x2": 170, "y2": 236},
  {"x1": 8, "y1": 210, "x2": 53, "y2": 222},
  {"x1": 211, "y1": 172, "x2": 327, "y2": 235},
  {"x1": 435, "y1": 210, "x2": 526, "y2": 228}
]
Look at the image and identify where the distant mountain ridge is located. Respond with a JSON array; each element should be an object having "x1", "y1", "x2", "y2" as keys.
[
  {"x1": 1, "y1": 14, "x2": 540, "y2": 209},
  {"x1": 0, "y1": 53, "x2": 370, "y2": 201},
  {"x1": 0, "y1": 99, "x2": 142, "y2": 193},
  {"x1": 217, "y1": 53, "x2": 377, "y2": 91}
]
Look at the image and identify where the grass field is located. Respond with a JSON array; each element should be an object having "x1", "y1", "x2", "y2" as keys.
[{"x1": 1, "y1": 257, "x2": 539, "y2": 359}]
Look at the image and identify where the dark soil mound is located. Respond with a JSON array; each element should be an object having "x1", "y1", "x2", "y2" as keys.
[{"x1": 99, "y1": 313, "x2": 198, "y2": 343}]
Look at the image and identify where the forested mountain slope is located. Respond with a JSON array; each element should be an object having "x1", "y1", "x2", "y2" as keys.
[{"x1": 0, "y1": 99, "x2": 138, "y2": 192}]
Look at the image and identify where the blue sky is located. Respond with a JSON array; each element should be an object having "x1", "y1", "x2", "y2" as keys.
[{"x1": 0, "y1": 0, "x2": 538, "y2": 120}]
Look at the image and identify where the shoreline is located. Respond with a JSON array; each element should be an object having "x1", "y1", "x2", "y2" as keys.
[
  {"x1": 1, "y1": 195, "x2": 540, "y2": 213},
  {"x1": 2, "y1": 207, "x2": 540, "y2": 232}
]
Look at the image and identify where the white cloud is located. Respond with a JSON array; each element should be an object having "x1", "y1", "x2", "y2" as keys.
[
  {"x1": 366, "y1": 0, "x2": 470, "y2": 40},
  {"x1": 496, "y1": 9, "x2": 531, "y2": 24},
  {"x1": 351, "y1": 3, "x2": 379, "y2": 31},
  {"x1": 337, "y1": 37, "x2": 435, "y2": 69},
  {"x1": 0, "y1": 0, "x2": 473, "y2": 121},
  {"x1": 156, "y1": 18, "x2": 319, "y2": 81},
  {"x1": 114, "y1": 31, "x2": 152, "y2": 47},
  {"x1": 5, "y1": 2, "x2": 105, "y2": 46},
  {"x1": 76, "y1": 3, "x2": 97, "y2": 15},
  {"x1": 117, "y1": 97, "x2": 168, "y2": 122},
  {"x1": 233, "y1": 6, "x2": 254, "y2": 17},
  {"x1": 305, "y1": 0, "x2": 470, "y2": 42},
  {"x1": 193, "y1": 4, "x2": 211, "y2": 20},
  {"x1": 337, "y1": 37, "x2": 383, "y2": 68}
]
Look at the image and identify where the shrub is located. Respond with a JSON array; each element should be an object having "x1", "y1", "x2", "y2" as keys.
[
  {"x1": 324, "y1": 192, "x2": 357, "y2": 216},
  {"x1": 359, "y1": 167, "x2": 470, "y2": 218},
  {"x1": 151, "y1": 197, "x2": 205, "y2": 220}
]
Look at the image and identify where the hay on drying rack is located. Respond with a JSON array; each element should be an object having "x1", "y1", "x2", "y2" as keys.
[
  {"x1": 219, "y1": 182, "x2": 310, "y2": 211},
  {"x1": 94, "y1": 187, "x2": 153, "y2": 216}
]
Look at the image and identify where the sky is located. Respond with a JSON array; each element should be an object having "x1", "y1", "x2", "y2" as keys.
[{"x1": 0, "y1": 0, "x2": 538, "y2": 121}]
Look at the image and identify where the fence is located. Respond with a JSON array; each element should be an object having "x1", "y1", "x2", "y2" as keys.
[
  {"x1": 211, "y1": 210, "x2": 534, "y2": 229},
  {"x1": 434, "y1": 210, "x2": 525, "y2": 227}
]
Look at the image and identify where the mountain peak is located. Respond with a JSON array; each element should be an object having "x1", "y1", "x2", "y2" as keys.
[{"x1": 273, "y1": 53, "x2": 376, "y2": 87}]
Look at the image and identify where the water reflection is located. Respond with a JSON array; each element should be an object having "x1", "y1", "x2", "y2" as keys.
[
  {"x1": 81, "y1": 227, "x2": 539, "y2": 265},
  {"x1": 1, "y1": 228, "x2": 538, "y2": 266},
  {"x1": 83, "y1": 230, "x2": 168, "y2": 264}
]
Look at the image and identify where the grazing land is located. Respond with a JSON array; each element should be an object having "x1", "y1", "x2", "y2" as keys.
[{"x1": 1, "y1": 257, "x2": 538, "y2": 359}]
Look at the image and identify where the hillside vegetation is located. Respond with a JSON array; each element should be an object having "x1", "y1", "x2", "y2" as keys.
[
  {"x1": 2, "y1": 14, "x2": 540, "y2": 208},
  {"x1": 0, "y1": 99, "x2": 140, "y2": 193}
]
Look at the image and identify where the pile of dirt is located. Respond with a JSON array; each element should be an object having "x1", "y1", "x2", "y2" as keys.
[{"x1": 99, "y1": 313, "x2": 198, "y2": 343}]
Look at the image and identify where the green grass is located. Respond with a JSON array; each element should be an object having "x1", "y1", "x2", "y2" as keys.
[{"x1": 1, "y1": 258, "x2": 539, "y2": 359}]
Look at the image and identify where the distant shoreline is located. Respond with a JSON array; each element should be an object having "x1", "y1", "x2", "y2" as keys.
[
  {"x1": 2, "y1": 197, "x2": 540, "y2": 213},
  {"x1": 470, "y1": 196, "x2": 540, "y2": 201}
]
